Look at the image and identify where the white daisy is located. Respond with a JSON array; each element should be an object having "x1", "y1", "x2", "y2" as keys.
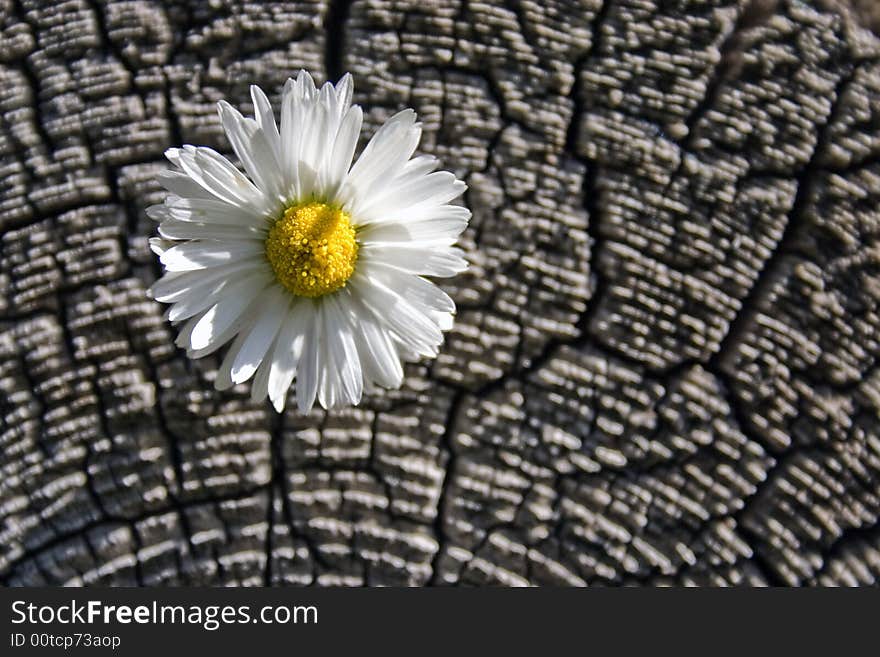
[{"x1": 147, "y1": 71, "x2": 469, "y2": 412}]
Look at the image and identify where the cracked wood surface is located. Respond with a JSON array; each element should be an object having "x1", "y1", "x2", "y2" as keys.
[{"x1": 2, "y1": 0, "x2": 880, "y2": 586}]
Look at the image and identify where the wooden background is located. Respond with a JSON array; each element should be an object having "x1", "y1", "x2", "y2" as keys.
[{"x1": 2, "y1": 0, "x2": 880, "y2": 586}]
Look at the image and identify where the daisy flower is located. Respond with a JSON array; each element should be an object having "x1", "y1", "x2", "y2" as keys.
[{"x1": 147, "y1": 71, "x2": 469, "y2": 412}]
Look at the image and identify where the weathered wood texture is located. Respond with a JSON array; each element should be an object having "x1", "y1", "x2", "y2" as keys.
[
  {"x1": 2, "y1": 0, "x2": 880, "y2": 586},
  {"x1": 836, "y1": 0, "x2": 880, "y2": 34}
]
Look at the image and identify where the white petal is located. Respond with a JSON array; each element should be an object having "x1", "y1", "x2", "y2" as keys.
[
  {"x1": 346, "y1": 109, "x2": 417, "y2": 181},
  {"x1": 430, "y1": 309, "x2": 454, "y2": 331},
  {"x1": 358, "y1": 244, "x2": 468, "y2": 277},
  {"x1": 321, "y1": 80, "x2": 341, "y2": 129},
  {"x1": 167, "y1": 277, "x2": 232, "y2": 322},
  {"x1": 357, "y1": 172, "x2": 465, "y2": 222},
  {"x1": 176, "y1": 146, "x2": 266, "y2": 212},
  {"x1": 249, "y1": 352, "x2": 273, "y2": 402},
  {"x1": 189, "y1": 272, "x2": 272, "y2": 351},
  {"x1": 186, "y1": 301, "x2": 256, "y2": 359},
  {"x1": 298, "y1": 103, "x2": 322, "y2": 197},
  {"x1": 347, "y1": 293, "x2": 404, "y2": 389},
  {"x1": 148, "y1": 237, "x2": 174, "y2": 256},
  {"x1": 250, "y1": 85, "x2": 281, "y2": 162},
  {"x1": 296, "y1": 301, "x2": 320, "y2": 413},
  {"x1": 334, "y1": 73, "x2": 354, "y2": 116},
  {"x1": 267, "y1": 300, "x2": 313, "y2": 412},
  {"x1": 399, "y1": 154, "x2": 440, "y2": 178},
  {"x1": 324, "y1": 294, "x2": 363, "y2": 407},
  {"x1": 360, "y1": 261, "x2": 456, "y2": 313},
  {"x1": 157, "y1": 170, "x2": 215, "y2": 200},
  {"x1": 320, "y1": 104, "x2": 362, "y2": 198},
  {"x1": 298, "y1": 85, "x2": 335, "y2": 197},
  {"x1": 280, "y1": 70, "x2": 319, "y2": 197},
  {"x1": 316, "y1": 320, "x2": 339, "y2": 410},
  {"x1": 149, "y1": 260, "x2": 262, "y2": 302},
  {"x1": 146, "y1": 204, "x2": 172, "y2": 222},
  {"x1": 158, "y1": 219, "x2": 265, "y2": 241},
  {"x1": 340, "y1": 109, "x2": 421, "y2": 211},
  {"x1": 349, "y1": 271, "x2": 443, "y2": 357},
  {"x1": 180, "y1": 293, "x2": 265, "y2": 363},
  {"x1": 165, "y1": 147, "x2": 184, "y2": 168},
  {"x1": 214, "y1": 326, "x2": 249, "y2": 391},
  {"x1": 217, "y1": 100, "x2": 284, "y2": 203},
  {"x1": 230, "y1": 285, "x2": 290, "y2": 384},
  {"x1": 160, "y1": 240, "x2": 264, "y2": 272},
  {"x1": 367, "y1": 201, "x2": 471, "y2": 228},
  {"x1": 293, "y1": 69, "x2": 317, "y2": 101},
  {"x1": 355, "y1": 262, "x2": 457, "y2": 340},
  {"x1": 163, "y1": 197, "x2": 268, "y2": 229},
  {"x1": 281, "y1": 89, "x2": 305, "y2": 197},
  {"x1": 357, "y1": 206, "x2": 470, "y2": 244},
  {"x1": 175, "y1": 310, "x2": 205, "y2": 349}
]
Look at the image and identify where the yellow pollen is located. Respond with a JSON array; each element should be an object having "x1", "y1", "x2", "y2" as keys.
[{"x1": 265, "y1": 201, "x2": 358, "y2": 298}]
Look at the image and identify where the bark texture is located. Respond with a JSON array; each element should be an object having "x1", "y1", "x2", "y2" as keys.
[{"x1": 2, "y1": 0, "x2": 880, "y2": 586}]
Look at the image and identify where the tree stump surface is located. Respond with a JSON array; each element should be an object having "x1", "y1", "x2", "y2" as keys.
[{"x1": 2, "y1": 0, "x2": 880, "y2": 586}]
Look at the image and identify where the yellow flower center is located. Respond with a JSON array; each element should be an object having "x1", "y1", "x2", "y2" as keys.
[{"x1": 265, "y1": 201, "x2": 358, "y2": 298}]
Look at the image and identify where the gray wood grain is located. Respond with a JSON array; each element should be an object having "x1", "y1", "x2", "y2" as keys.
[{"x1": 2, "y1": 0, "x2": 880, "y2": 586}]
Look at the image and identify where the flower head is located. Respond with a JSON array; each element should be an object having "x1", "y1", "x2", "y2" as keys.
[{"x1": 148, "y1": 71, "x2": 469, "y2": 412}]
